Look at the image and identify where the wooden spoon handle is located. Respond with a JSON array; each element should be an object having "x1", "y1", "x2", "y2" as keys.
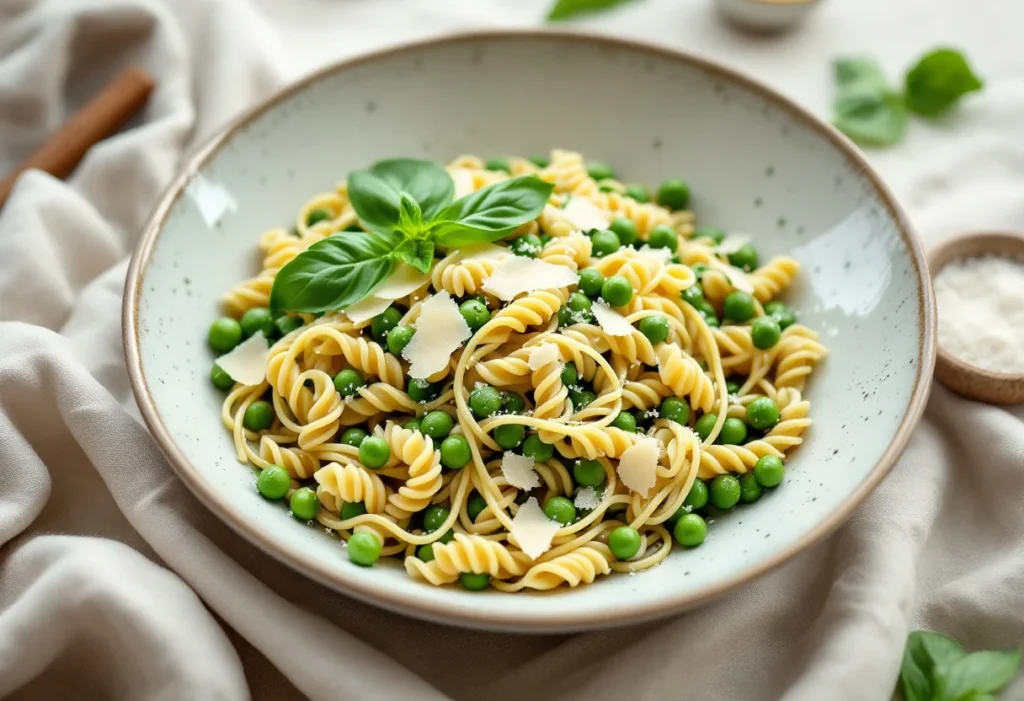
[{"x1": 0, "y1": 66, "x2": 155, "y2": 208}]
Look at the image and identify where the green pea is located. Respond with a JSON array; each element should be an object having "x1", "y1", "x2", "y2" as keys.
[
  {"x1": 289, "y1": 487, "x2": 320, "y2": 521},
  {"x1": 543, "y1": 496, "x2": 576, "y2": 525},
  {"x1": 256, "y1": 465, "x2": 290, "y2": 500},
  {"x1": 691, "y1": 263, "x2": 708, "y2": 277},
  {"x1": 522, "y1": 434, "x2": 554, "y2": 462},
  {"x1": 598, "y1": 181, "x2": 618, "y2": 193},
  {"x1": 243, "y1": 401, "x2": 274, "y2": 432},
  {"x1": 611, "y1": 412, "x2": 637, "y2": 433},
  {"x1": 726, "y1": 380, "x2": 742, "y2": 395},
  {"x1": 694, "y1": 413, "x2": 718, "y2": 440},
  {"x1": 746, "y1": 396, "x2": 780, "y2": 431},
  {"x1": 274, "y1": 314, "x2": 304, "y2": 337},
  {"x1": 370, "y1": 307, "x2": 401, "y2": 344},
  {"x1": 420, "y1": 410, "x2": 454, "y2": 440},
  {"x1": 723, "y1": 291, "x2": 755, "y2": 322},
  {"x1": 647, "y1": 225, "x2": 678, "y2": 251},
  {"x1": 210, "y1": 363, "x2": 235, "y2": 390},
  {"x1": 404, "y1": 417, "x2": 422, "y2": 432},
  {"x1": 608, "y1": 526, "x2": 642, "y2": 560},
  {"x1": 684, "y1": 479, "x2": 709, "y2": 509},
  {"x1": 417, "y1": 544, "x2": 436, "y2": 562},
  {"x1": 539, "y1": 234, "x2": 552, "y2": 246},
  {"x1": 438, "y1": 529, "x2": 455, "y2": 545},
  {"x1": 407, "y1": 378, "x2": 439, "y2": 403},
  {"x1": 751, "y1": 316, "x2": 782, "y2": 349},
  {"x1": 754, "y1": 455, "x2": 785, "y2": 488},
  {"x1": 681, "y1": 283, "x2": 704, "y2": 307},
  {"x1": 240, "y1": 307, "x2": 274, "y2": 339},
  {"x1": 440, "y1": 434, "x2": 471, "y2": 469},
  {"x1": 590, "y1": 229, "x2": 620, "y2": 257},
  {"x1": 700, "y1": 308, "x2": 720, "y2": 328},
  {"x1": 739, "y1": 473, "x2": 763, "y2": 503},
  {"x1": 208, "y1": 317, "x2": 243, "y2": 353},
  {"x1": 568, "y1": 291, "x2": 593, "y2": 313},
  {"x1": 467, "y1": 492, "x2": 488, "y2": 522},
  {"x1": 609, "y1": 217, "x2": 638, "y2": 247},
  {"x1": 573, "y1": 459, "x2": 606, "y2": 487},
  {"x1": 333, "y1": 368, "x2": 363, "y2": 397},
  {"x1": 570, "y1": 389, "x2": 597, "y2": 411},
  {"x1": 387, "y1": 325, "x2": 415, "y2": 355},
  {"x1": 470, "y1": 385, "x2": 502, "y2": 418},
  {"x1": 601, "y1": 275, "x2": 633, "y2": 307},
  {"x1": 586, "y1": 161, "x2": 615, "y2": 181},
  {"x1": 347, "y1": 531, "x2": 381, "y2": 566},
  {"x1": 493, "y1": 424, "x2": 525, "y2": 450},
  {"x1": 557, "y1": 305, "x2": 574, "y2": 327},
  {"x1": 502, "y1": 391, "x2": 526, "y2": 413},
  {"x1": 673, "y1": 513, "x2": 707, "y2": 547},
  {"x1": 528, "y1": 155, "x2": 550, "y2": 168},
  {"x1": 341, "y1": 501, "x2": 367, "y2": 520},
  {"x1": 638, "y1": 315, "x2": 669, "y2": 344},
  {"x1": 693, "y1": 226, "x2": 726, "y2": 244},
  {"x1": 624, "y1": 184, "x2": 650, "y2": 203},
  {"x1": 657, "y1": 179, "x2": 690, "y2": 210},
  {"x1": 510, "y1": 233, "x2": 543, "y2": 258},
  {"x1": 659, "y1": 397, "x2": 690, "y2": 425},
  {"x1": 306, "y1": 208, "x2": 332, "y2": 227},
  {"x1": 764, "y1": 301, "x2": 796, "y2": 330},
  {"x1": 423, "y1": 505, "x2": 449, "y2": 533},
  {"x1": 358, "y1": 436, "x2": 390, "y2": 469},
  {"x1": 728, "y1": 243, "x2": 759, "y2": 272},
  {"x1": 718, "y1": 417, "x2": 748, "y2": 445},
  {"x1": 485, "y1": 157, "x2": 511, "y2": 173},
  {"x1": 710, "y1": 474, "x2": 741, "y2": 510},
  {"x1": 341, "y1": 427, "x2": 368, "y2": 447},
  {"x1": 560, "y1": 362, "x2": 579, "y2": 387},
  {"x1": 460, "y1": 572, "x2": 491, "y2": 591},
  {"x1": 578, "y1": 268, "x2": 605, "y2": 298}
]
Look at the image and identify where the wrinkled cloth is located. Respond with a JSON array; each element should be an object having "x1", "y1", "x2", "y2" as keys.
[{"x1": 2, "y1": 0, "x2": 1024, "y2": 699}]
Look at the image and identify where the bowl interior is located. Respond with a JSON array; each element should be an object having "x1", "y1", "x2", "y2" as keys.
[{"x1": 129, "y1": 33, "x2": 931, "y2": 632}]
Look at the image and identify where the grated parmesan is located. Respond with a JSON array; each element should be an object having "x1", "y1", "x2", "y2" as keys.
[
  {"x1": 214, "y1": 331, "x2": 269, "y2": 386},
  {"x1": 510, "y1": 497, "x2": 560, "y2": 559},
  {"x1": 574, "y1": 486, "x2": 603, "y2": 511},
  {"x1": 401, "y1": 291, "x2": 471, "y2": 378},
  {"x1": 482, "y1": 256, "x2": 579, "y2": 301}
]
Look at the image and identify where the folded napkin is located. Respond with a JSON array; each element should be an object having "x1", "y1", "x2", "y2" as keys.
[{"x1": 2, "y1": 0, "x2": 1023, "y2": 699}]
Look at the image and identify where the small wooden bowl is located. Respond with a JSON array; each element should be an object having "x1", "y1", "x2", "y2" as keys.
[{"x1": 930, "y1": 231, "x2": 1024, "y2": 404}]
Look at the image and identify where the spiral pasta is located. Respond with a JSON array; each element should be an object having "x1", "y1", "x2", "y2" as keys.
[{"x1": 209, "y1": 149, "x2": 826, "y2": 593}]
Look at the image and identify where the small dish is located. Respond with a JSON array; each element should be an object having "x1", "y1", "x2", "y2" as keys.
[
  {"x1": 715, "y1": 0, "x2": 821, "y2": 33},
  {"x1": 930, "y1": 231, "x2": 1024, "y2": 405}
]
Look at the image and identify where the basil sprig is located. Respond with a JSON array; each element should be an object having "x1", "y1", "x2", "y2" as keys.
[
  {"x1": 899, "y1": 631, "x2": 1020, "y2": 701},
  {"x1": 547, "y1": 0, "x2": 637, "y2": 21},
  {"x1": 269, "y1": 159, "x2": 553, "y2": 314}
]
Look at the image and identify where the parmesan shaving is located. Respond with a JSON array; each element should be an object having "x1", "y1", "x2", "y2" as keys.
[
  {"x1": 574, "y1": 487, "x2": 603, "y2": 511},
  {"x1": 527, "y1": 343, "x2": 560, "y2": 371},
  {"x1": 500, "y1": 452, "x2": 540, "y2": 490},
  {"x1": 617, "y1": 437, "x2": 659, "y2": 496},
  {"x1": 459, "y1": 242, "x2": 515, "y2": 262},
  {"x1": 449, "y1": 168, "x2": 475, "y2": 198},
  {"x1": 344, "y1": 295, "x2": 392, "y2": 324},
  {"x1": 401, "y1": 291, "x2": 471, "y2": 379},
  {"x1": 637, "y1": 245, "x2": 673, "y2": 264},
  {"x1": 510, "y1": 497, "x2": 560, "y2": 559},
  {"x1": 562, "y1": 196, "x2": 610, "y2": 232},
  {"x1": 482, "y1": 256, "x2": 579, "y2": 301},
  {"x1": 714, "y1": 234, "x2": 751, "y2": 255},
  {"x1": 372, "y1": 263, "x2": 430, "y2": 300},
  {"x1": 708, "y1": 258, "x2": 755, "y2": 293},
  {"x1": 591, "y1": 302, "x2": 634, "y2": 337},
  {"x1": 214, "y1": 331, "x2": 269, "y2": 386}
]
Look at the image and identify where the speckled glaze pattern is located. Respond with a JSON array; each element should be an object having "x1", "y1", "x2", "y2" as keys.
[{"x1": 124, "y1": 32, "x2": 935, "y2": 633}]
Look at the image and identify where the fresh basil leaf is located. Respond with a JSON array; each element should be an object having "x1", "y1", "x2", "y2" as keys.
[
  {"x1": 269, "y1": 232, "x2": 395, "y2": 314},
  {"x1": 833, "y1": 89, "x2": 908, "y2": 146},
  {"x1": 432, "y1": 176, "x2": 554, "y2": 247},
  {"x1": 834, "y1": 57, "x2": 889, "y2": 94},
  {"x1": 904, "y1": 48, "x2": 984, "y2": 117},
  {"x1": 397, "y1": 193, "x2": 425, "y2": 236},
  {"x1": 548, "y1": 0, "x2": 636, "y2": 21},
  {"x1": 900, "y1": 643, "x2": 932, "y2": 701},
  {"x1": 938, "y1": 649, "x2": 1021, "y2": 700},
  {"x1": 370, "y1": 158, "x2": 454, "y2": 221},
  {"x1": 348, "y1": 170, "x2": 403, "y2": 236},
  {"x1": 394, "y1": 239, "x2": 434, "y2": 274},
  {"x1": 920, "y1": 632, "x2": 968, "y2": 671},
  {"x1": 963, "y1": 694, "x2": 996, "y2": 701}
]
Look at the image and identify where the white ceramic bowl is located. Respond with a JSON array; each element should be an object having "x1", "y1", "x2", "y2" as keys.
[{"x1": 124, "y1": 31, "x2": 935, "y2": 633}]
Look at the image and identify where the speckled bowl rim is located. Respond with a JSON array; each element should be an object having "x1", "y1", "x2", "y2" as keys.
[{"x1": 122, "y1": 30, "x2": 937, "y2": 632}]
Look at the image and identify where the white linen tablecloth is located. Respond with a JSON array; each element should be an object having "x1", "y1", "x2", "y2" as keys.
[{"x1": 2, "y1": 0, "x2": 1024, "y2": 699}]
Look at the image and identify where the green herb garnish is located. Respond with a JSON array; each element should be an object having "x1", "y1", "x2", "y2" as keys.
[
  {"x1": 270, "y1": 159, "x2": 553, "y2": 314},
  {"x1": 832, "y1": 48, "x2": 983, "y2": 147},
  {"x1": 898, "y1": 631, "x2": 1020, "y2": 701},
  {"x1": 547, "y1": 0, "x2": 637, "y2": 21}
]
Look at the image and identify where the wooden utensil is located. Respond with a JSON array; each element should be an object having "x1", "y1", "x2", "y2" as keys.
[
  {"x1": 930, "y1": 231, "x2": 1024, "y2": 404},
  {"x1": 0, "y1": 66, "x2": 155, "y2": 208}
]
